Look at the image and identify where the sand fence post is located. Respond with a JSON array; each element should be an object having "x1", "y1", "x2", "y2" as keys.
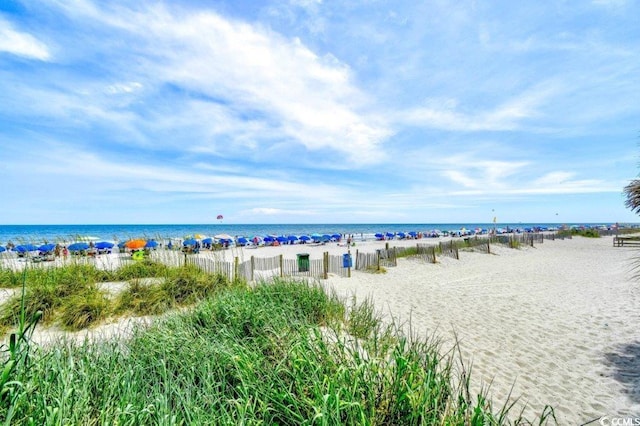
[
  {"x1": 279, "y1": 254, "x2": 283, "y2": 278},
  {"x1": 323, "y1": 252, "x2": 328, "y2": 279},
  {"x1": 250, "y1": 256, "x2": 255, "y2": 281},
  {"x1": 487, "y1": 242, "x2": 491, "y2": 254},
  {"x1": 377, "y1": 250, "x2": 381, "y2": 271},
  {"x1": 234, "y1": 257, "x2": 239, "y2": 281},
  {"x1": 432, "y1": 246, "x2": 437, "y2": 263},
  {"x1": 355, "y1": 249, "x2": 359, "y2": 270}
]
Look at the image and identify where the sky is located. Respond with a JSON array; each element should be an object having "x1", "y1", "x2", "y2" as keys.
[{"x1": 1, "y1": 0, "x2": 639, "y2": 225}]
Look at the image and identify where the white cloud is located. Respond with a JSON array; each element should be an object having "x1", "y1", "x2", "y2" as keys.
[
  {"x1": 59, "y1": 3, "x2": 390, "y2": 165},
  {"x1": 0, "y1": 18, "x2": 51, "y2": 60}
]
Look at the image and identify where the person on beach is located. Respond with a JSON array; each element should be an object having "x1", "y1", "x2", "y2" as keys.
[{"x1": 62, "y1": 246, "x2": 68, "y2": 257}]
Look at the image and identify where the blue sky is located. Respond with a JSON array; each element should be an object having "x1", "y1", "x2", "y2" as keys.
[{"x1": 1, "y1": 0, "x2": 639, "y2": 225}]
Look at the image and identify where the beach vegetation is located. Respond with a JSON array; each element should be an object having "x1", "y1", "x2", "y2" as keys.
[
  {"x1": 557, "y1": 228, "x2": 600, "y2": 238},
  {"x1": 364, "y1": 264, "x2": 387, "y2": 274},
  {"x1": 0, "y1": 278, "x2": 553, "y2": 424}
]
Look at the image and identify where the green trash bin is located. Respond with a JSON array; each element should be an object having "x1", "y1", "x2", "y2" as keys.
[{"x1": 297, "y1": 253, "x2": 310, "y2": 272}]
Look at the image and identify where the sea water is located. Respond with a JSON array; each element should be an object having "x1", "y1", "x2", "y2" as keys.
[{"x1": 0, "y1": 222, "x2": 618, "y2": 245}]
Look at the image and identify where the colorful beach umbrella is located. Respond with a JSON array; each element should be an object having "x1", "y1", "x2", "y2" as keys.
[
  {"x1": 125, "y1": 239, "x2": 147, "y2": 250},
  {"x1": 38, "y1": 243, "x2": 56, "y2": 252},
  {"x1": 15, "y1": 244, "x2": 39, "y2": 253},
  {"x1": 68, "y1": 242, "x2": 90, "y2": 252},
  {"x1": 95, "y1": 241, "x2": 114, "y2": 250}
]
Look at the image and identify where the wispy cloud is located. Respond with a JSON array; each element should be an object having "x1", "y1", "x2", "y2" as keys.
[{"x1": 0, "y1": 17, "x2": 50, "y2": 60}]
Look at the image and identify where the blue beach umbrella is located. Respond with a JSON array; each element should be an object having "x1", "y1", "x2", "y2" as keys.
[
  {"x1": 68, "y1": 242, "x2": 90, "y2": 252},
  {"x1": 375, "y1": 233, "x2": 384, "y2": 240},
  {"x1": 408, "y1": 231, "x2": 417, "y2": 238},
  {"x1": 118, "y1": 241, "x2": 127, "y2": 249},
  {"x1": 322, "y1": 234, "x2": 331, "y2": 242},
  {"x1": 287, "y1": 235, "x2": 298, "y2": 242},
  {"x1": 397, "y1": 232, "x2": 406, "y2": 239},
  {"x1": 385, "y1": 232, "x2": 395, "y2": 239},
  {"x1": 276, "y1": 236, "x2": 288, "y2": 243},
  {"x1": 263, "y1": 236, "x2": 275, "y2": 243},
  {"x1": 145, "y1": 240, "x2": 158, "y2": 248},
  {"x1": 299, "y1": 235, "x2": 311, "y2": 241},
  {"x1": 16, "y1": 244, "x2": 39, "y2": 253},
  {"x1": 202, "y1": 237, "x2": 214, "y2": 245},
  {"x1": 183, "y1": 239, "x2": 197, "y2": 246},
  {"x1": 0, "y1": 246, "x2": 5, "y2": 253},
  {"x1": 237, "y1": 237, "x2": 249, "y2": 245},
  {"x1": 95, "y1": 241, "x2": 114, "y2": 250},
  {"x1": 38, "y1": 243, "x2": 56, "y2": 252}
]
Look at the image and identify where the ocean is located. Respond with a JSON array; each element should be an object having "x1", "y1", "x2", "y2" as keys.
[{"x1": 0, "y1": 222, "x2": 620, "y2": 245}]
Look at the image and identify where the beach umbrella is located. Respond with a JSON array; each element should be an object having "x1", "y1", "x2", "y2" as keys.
[
  {"x1": 125, "y1": 239, "x2": 147, "y2": 250},
  {"x1": 385, "y1": 232, "x2": 395, "y2": 239},
  {"x1": 183, "y1": 239, "x2": 197, "y2": 246},
  {"x1": 299, "y1": 235, "x2": 311, "y2": 241},
  {"x1": 288, "y1": 235, "x2": 298, "y2": 242},
  {"x1": 95, "y1": 241, "x2": 114, "y2": 250},
  {"x1": 38, "y1": 243, "x2": 56, "y2": 252},
  {"x1": 397, "y1": 232, "x2": 406, "y2": 239},
  {"x1": 15, "y1": 244, "x2": 39, "y2": 253},
  {"x1": 237, "y1": 237, "x2": 249, "y2": 245},
  {"x1": 215, "y1": 233, "x2": 234, "y2": 241},
  {"x1": 331, "y1": 234, "x2": 341, "y2": 241},
  {"x1": 0, "y1": 246, "x2": 5, "y2": 253},
  {"x1": 263, "y1": 236, "x2": 275, "y2": 242},
  {"x1": 202, "y1": 237, "x2": 214, "y2": 245},
  {"x1": 68, "y1": 242, "x2": 90, "y2": 252},
  {"x1": 322, "y1": 234, "x2": 331, "y2": 242},
  {"x1": 276, "y1": 236, "x2": 288, "y2": 243},
  {"x1": 408, "y1": 231, "x2": 417, "y2": 237},
  {"x1": 375, "y1": 233, "x2": 384, "y2": 240},
  {"x1": 145, "y1": 240, "x2": 158, "y2": 248},
  {"x1": 117, "y1": 241, "x2": 127, "y2": 249}
]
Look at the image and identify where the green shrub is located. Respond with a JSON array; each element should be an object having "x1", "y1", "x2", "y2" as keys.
[
  {"x1": 60, "y1": 290, "x2": 110, "y2": 330},
  {"x1": 115, "y1": 280, "x2": 171, "y2": 316}
]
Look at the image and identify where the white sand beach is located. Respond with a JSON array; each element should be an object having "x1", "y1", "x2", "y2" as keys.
[
  {"x1": 2, "y1": 235, "x2": 638, "y2": 423},
  {"x1": 319, "y1": 236, "x2": 640, "y2": 423}
]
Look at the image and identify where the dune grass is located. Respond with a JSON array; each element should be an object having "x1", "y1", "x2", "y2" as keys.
[
  {"x1": 0, "y1": 260, "x2": 237, "y2": 333},
  {"x1": 0, "y1": 264, "x2": 556, "y2": 424}
]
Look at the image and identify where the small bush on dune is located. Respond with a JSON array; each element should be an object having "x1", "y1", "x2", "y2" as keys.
[
  {"x1": 60, "y1": 290, "x2": 110, "y2": 330},
  {"x1": 113, "y1": 259, "x2": 170, "y2": 281},
  {"x1": 162, "y1": 265, "x2": 230, "y2": 305},
  {"x1": 115, "y1": 280, "x2": 171, "y2": 316}
]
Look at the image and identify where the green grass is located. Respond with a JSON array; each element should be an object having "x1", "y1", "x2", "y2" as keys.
[
  {"x1": 0, "y1": 261, "x2": 238, "y2": 332},
  {"x1": 0, "y1": 261, "x2": 557, "y2": 424},
  {"x1": 0, "y1": 278, "x2": 555, "y2": 424}
]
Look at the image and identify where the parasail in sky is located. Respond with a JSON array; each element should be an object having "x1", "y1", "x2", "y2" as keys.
[{"x1": 217, "y1": 214, "x2": 223, "y2": 220}]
